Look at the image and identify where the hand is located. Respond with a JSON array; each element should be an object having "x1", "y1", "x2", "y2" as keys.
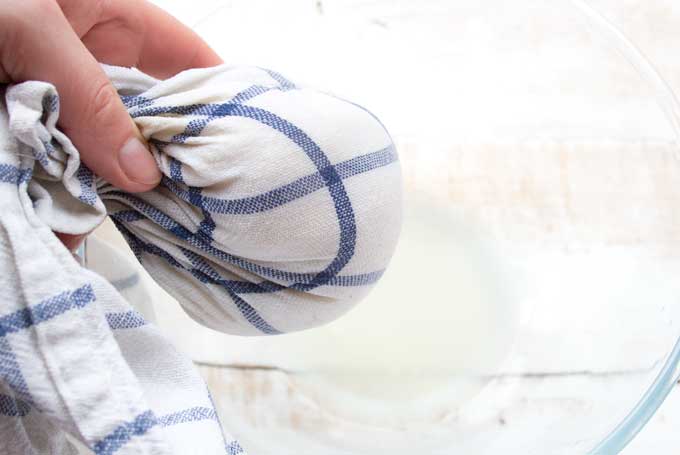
[{"x1": 0, "y1": 0, "x2": 223, "y2": 250}]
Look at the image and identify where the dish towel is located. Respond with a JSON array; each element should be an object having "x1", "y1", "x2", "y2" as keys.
[{"x1": 0, "y1": 65, "x2": 401, "y2": 454}]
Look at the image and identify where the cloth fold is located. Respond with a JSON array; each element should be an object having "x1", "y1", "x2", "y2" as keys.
[{"x1": 0, "y1": 64, "x2": 400, "y2": 454}]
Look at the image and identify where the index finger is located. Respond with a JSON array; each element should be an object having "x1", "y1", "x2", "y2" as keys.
[
  {"x1": 78, "y1": 0, "x2": 223, "y2": 79},
  {"x1": 136, "y1": 1, "x2": 224, "y2": 78}
]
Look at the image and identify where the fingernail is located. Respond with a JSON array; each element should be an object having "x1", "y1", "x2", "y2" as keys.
[{"x1": 118, "y1": 138, "x2": 161, "y2": 186}]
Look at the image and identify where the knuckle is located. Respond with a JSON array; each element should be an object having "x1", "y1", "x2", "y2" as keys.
[
  {"x1": 92, "y1": 0, "x2": 109, "y2": 17},
  {"x1": 90, "y1": 81, "x2": 120, "y2": 130},
  {"x1": 58, "y1": 0, "x2": 108, "y2": 24}
]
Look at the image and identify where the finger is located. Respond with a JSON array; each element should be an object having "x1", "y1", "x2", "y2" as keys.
[
  {"x1": 80, "y1": 0, "x2": 223, "y2": 79},
  {"x1": 55, "y1": 0, "x2": 106, "y2": 37},
  {"x1": 138, "y1": 0, "x2": 223, "y2": 77},
  {"x1": 5, "y1": 0, "x2": 161, "y2": 192},
  {"x1": 55, "y1": 232, "x2": 87, "y2": 252}
]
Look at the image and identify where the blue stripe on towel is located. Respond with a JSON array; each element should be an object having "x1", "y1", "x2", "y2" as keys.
[
  {"x1": 93, "y1": 410, "x2": 158, "y2": 455},
  {"x1": 160, "y1": 145, "x2": 396, "y2": 215},
  {"x1": 158, "y1": 406, "x2": 217, "y2": 427},
  {"x1": 0, "y1": 164, "x2": 31, "y2": 186},
  {"x1": 0, "y1": 393, "x2": 30, "y2": 417},
  {"x1": 0, "y1": 285, "x2": 96, "y2": 337},
  {"x1": 106, "y1": 311, "x2": 147, "y2": 330}
]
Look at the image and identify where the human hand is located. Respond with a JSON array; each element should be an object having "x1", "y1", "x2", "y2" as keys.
[{"x1": 0, "y1": 0, "x2": 223, "y2": 250}]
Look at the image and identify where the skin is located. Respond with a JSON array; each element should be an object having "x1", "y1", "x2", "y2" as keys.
[{"x1": 0, "y1": 0, "x2": 223, "y2": 250}]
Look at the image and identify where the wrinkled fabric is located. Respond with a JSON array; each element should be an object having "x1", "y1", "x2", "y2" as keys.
[{"x1": 0, "y1": 65, "x2": 400, "y2": 454}]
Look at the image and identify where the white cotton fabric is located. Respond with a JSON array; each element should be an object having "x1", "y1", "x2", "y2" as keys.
[{"x1": 0, "y1": 64, "x2": 401, "y2": 454}]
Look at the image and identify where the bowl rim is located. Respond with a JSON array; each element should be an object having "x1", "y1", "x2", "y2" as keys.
[
  {"x1": 589, "y1": 336, "x2": 680, "y2": 453},
  {"x1": 572, "y1": 1, "x2": 680, "y2": 452}
]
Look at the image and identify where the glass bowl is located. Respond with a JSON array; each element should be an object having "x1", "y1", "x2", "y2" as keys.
[{"x1": 107, "y1": 1, "x2": 680, "y2": 453}]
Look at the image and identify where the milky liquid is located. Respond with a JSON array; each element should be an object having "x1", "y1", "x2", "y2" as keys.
[{"x1": 284, "y1": 197, "x2": 517, "y2": 427}]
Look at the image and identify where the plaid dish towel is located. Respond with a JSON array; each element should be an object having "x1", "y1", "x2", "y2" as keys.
[{"x1": 0, "y1": 64, "x2": 401, "y2": 454}]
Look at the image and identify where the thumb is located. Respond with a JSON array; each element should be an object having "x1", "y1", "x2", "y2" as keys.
[{"x1": 5, "y1": 1, "x2": 161, "y2": 192}]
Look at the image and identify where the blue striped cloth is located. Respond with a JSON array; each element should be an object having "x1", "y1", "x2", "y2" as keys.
[{"x1": 0, "y1": 64, "x2": 401, "y2": 454}]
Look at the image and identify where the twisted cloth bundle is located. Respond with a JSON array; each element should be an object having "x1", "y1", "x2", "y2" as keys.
[{"x1": 0, "y1": 65, "x2": 401, "y2": 454}]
